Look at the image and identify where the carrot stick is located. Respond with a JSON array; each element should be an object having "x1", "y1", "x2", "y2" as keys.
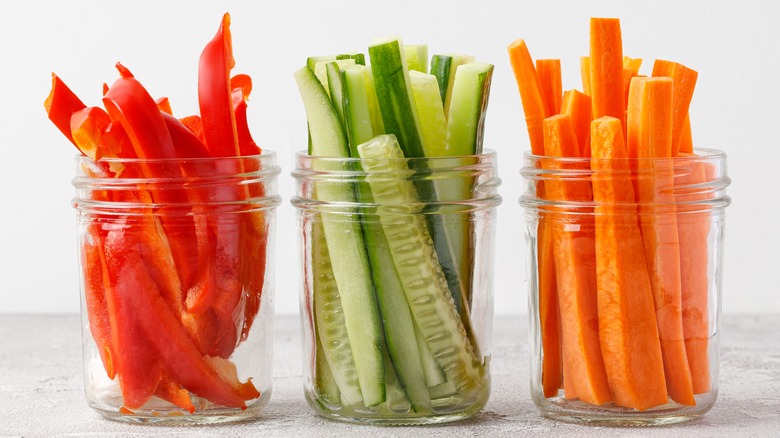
[
  {"x1": 652, "y1": 60, "x2": 698, "y2": 156},
  {"x1": 508, "y1": 39, "x2": 547, "y2": 155},
  {"x1": 580, "y1": 56, "x2": 591, "y2": 95},
  {"x1": 589, "y1": 18, "x2": 626, "y2": 131},
  {"x1": 676, "y1": 153, "x2": 712, "y2": 394},
  {"x1": 679, "y1": 115, "x2": 693, "y2": 154},
  {"x1": 561, "y1": 90, "x2": 592, "y2": 158},
  {"x1": 543, "y1": 114, "x2": 611, "y2": 406},
  {"x1": 538, "y1": 219, "x2": 562, "y2": 398},
  {"x1": 626, "y1": 77, "x2": 695, "y2": 406},
  {"x1": 622, "y1": 57, "x2": 642, "y2": 108},
  {"x1": 536, "y1": 59, "x2": 562, "y2": 117},
  {"x1": 590, "y1": 116, "x2": 668, "y2": 410}
]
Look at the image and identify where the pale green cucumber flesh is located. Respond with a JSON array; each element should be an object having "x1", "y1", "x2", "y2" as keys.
[
  {"x1": 445, "y1": 62, "x2": 494, "y2": 156},
  {"x1": 295, "y1": 66, "x2": 385, "y2": 406},
  {"x1": 336, "y1": 53, "x2": 366, "y2": 66},
  {"x1": 314, "y1": 58, "x2": 356, "y2": 95},
  {"x1": 341, "y1": 65, "x2": 377, "y2": 152},
  {"x1": 404, "y1": 44, "x2": 429, "y2": 74},
  {"x1": 312, "y1": 219, "x2": 361, "y2": 405},
  {"x1": 358, "y1": 135, "x2": 483, "y2": 397},
  {"x1": 414, "y1": 319, "x2": 447, "y2": 388},
  {"x1": 326, "y1": 62, "x2": 348, "y2": 129},
  {"x1": 409, "y1": 71, "x2": 447, "y2": 158},
  {"x1": 442, "y1": 54, "x2": 476, "y2": 119}
]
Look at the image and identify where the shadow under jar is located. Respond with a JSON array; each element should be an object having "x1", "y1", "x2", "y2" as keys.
[
  {"x1": 72, "y1": 153, "x2": 281, "y2": 424},
  {"x1": 520, "y1": 149, "x2": 730, "y2": 426},
  {"x1": 292, "y1": 145, "x2": 501, "y2": 425}
]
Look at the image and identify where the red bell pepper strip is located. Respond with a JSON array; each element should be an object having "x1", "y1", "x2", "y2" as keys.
[
  {"x1": 230, "y1": 74, "x2": 261, "y2": 156},
  {"x1": 156, "y1": 97, "x2": 173, "y2": 115},
  {"x1": 103, "y1": 64, "x2": 179, "y2": 162},
  {"x1": 82, "y1": 224, "x2": 116, "y2": 380},
  {"x1": 44, "y1": 74, "x2": 86, "y2": 147},
  {"x1": 101, "y1": 228, "x2": 164, "y2": 410},
  {"x1": 155, "y1": 368, "x2": 195, "y2": 413},
  {"x1": 71, "y1": 107, "x2": 111, "y2": 160},
  {"x1": 180, "y1": 115, "x2": 207, "y2": 144},
  {"x1": 104, "y1": 225, "x2": 259, "y2": 408},
  {"x1": 103, "y1": 63, "x2": 201, "y2": 294},
  {"x1": 199, "y1": 13, "x2": 240, "y2": 157}
]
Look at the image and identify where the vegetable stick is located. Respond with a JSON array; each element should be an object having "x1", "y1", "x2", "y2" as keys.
[
  {"x1": 537, "y1": 220, "x2": 562, "y2": 398},
  {"x1": 590, "y1": 116, "x2": 668, "y2": 410},
  {"x1": 679, "y1": 115, "x2": 693, "y2": 154},
  {"x1": 580, "y1": 56, "x2": 591, "y2": 96},
  {"x1": 561, "y1": 90, "x2": 592, "y2": 157},
  {"x1": 508, "y1": 39, "x2": 547, "y2": 155},
  {"x1": 509, "y1": 40, "x2": 563, "y2": 395},
  {"x1": 536, "y1": 59, "x2": 562, "y2": 117},
  {"x1": 622, "y1": 58, "x2": 642, "y2": 108},
  {"x1": 589, "y1": 18, "x2": 626, "y2": 132},
  {"x1": 676, "y1": 153, "x2": 712, "y2": 394},
  {"x1": 543, "y1": 114, "x2": 611, "y2": 406},
  {"x1": 652, "y1": 60, "x2": 698, "y2": 156},
  {"x1": 626, "y1": 77, "x2": 695, "y2": 406}
]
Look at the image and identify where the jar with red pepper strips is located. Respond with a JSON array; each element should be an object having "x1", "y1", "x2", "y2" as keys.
[{"x1": 73, "y1": 153, "x2": 280, "y2": 423}]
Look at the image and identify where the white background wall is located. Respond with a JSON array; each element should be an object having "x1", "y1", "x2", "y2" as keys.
[{"x1": 0, "y1": 0, "x2": 776, "y2": 315}]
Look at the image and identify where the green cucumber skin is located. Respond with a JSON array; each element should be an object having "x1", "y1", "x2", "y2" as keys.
[
  {"x1": 326, "y1": 62, "x2": 348, "y2": 130},
  {"x1": 430, "y1": 55, "x2": 453, "y2": 106},
  {"x1": 314, "y1": 332, "x2": 342, "y2": 406},
  {"x1": 368, "y1": 38, "x2": 426, "y2": 158},
  {"x1": 359, "y1": 135, "x2": 484, "y2": 398},
  {"x1": 445, "y1": 62, "x2": 494, "y2": 156},
  {"x1": 295, "y1": 66, "x2": 386, "y2": 407}
]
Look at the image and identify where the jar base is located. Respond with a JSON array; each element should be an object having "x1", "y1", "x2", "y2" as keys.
[
  {"x1": 88, "y1": 389, "x2": 272, "y2": 426},
  {"x1": 305, "y1": 389, "x2": 489, "y2": 426},
  {"x1": 535, "y1": 391, "x2": 716, "y2": 427}
]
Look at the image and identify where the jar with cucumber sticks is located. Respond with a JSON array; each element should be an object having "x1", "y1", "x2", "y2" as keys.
[{"x1": 292, "y1": 135, "x2": 501, "y2": 424}]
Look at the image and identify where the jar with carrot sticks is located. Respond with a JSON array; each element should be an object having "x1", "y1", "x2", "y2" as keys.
[{"x1": 511, "y1": 18, "x2": 731, "y2": 425}]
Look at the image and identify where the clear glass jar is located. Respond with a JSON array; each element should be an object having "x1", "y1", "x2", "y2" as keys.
[
  {"x1": 520, "y1": 149, "x2": 730, "y2": 426},
  {"x1": 72, "y1": 153, "x2": 281, "y2": 424},
  {"x1": 292, "y1": 148, "x2": 501, "y2": 425}
]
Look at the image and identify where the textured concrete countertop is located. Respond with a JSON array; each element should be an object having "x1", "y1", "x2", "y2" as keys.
[{"x1": 1, "y1": 315, "x2": 778, "y2": 437}]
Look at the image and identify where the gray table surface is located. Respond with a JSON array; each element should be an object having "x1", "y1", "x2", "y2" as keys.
[{"x1": 0, "y1": 314, "x2": 778, "y2": 437}]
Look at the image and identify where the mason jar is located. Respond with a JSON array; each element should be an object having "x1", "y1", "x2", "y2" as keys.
[
  {"x1": 72, "y1": 153, "x2": 280, "y2": 424},
  {"x1": 520, "y1": 149, "x2": 730, "y2": 425},
  {"x1": 292, "y1": 138, "x2": 501, "y2": 425}
]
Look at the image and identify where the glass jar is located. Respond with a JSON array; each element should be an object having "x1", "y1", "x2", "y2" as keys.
[
  {"x1": 292, "y1": 145, "x2": 501, "y2": 425},
  {"x1": 520, "y1": 149, "x2": 730, "y2": 426},
  {"x1": 72, "y1": 153, "x2": 281, "y2": 424}
]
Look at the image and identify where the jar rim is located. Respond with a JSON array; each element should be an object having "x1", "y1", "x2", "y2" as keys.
[
  {"x1": 294, "y1": 148, "x2": 497, "y2": 162},
  {"x1": 522, "y1": 147, "x2": 726, "y2": 163}
]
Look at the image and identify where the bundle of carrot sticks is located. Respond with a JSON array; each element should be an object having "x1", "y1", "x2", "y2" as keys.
[{"x1": 509, "y1": 17, "x2": 711, "y2": 410}]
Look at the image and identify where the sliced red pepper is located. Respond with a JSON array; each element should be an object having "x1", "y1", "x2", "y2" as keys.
[
  {"x1": 71, "y1": 107, "x2": 111, "y2": 160},
  {"x1": 82, "y1": 223, "x2": 115, "y2": 380},
  {"x1": 101, "y1": 228, "x2": 163, "y2": 410},
  {"x1": 156, "y1": 97, "x2": 173, "y2": 115},
  {"x1": 230, "y1": 74, "x2": 261, "y2": 156},
  {"x1": 44, "y1": 74, "x2": 87, "y2": 148},
  {"x1": 103, "y1": 64, "x2": 179, "y2": 162},
  {"x1": 155, "y1": 368, "x2": 195, "y2": 413},
  {"x1": 103, "y1": 63, "x2": 201, "y2": 292},
  {"x1": 198, "y1": 13, "x2": 240, "y2": 157},
  {"x1": 104, "y1": 225, "x2": 258, "y2": 408},
  {"x1": 162, "y1": 112, "x2": 211, "y2": 159},
  {"x1": 180, "y1": 115, "x2": 207, "y2": 144}
]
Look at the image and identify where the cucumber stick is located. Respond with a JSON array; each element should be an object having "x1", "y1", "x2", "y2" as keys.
[
  {"x1": 409, "y1": 71, "x2": 447, "y2": 158},
  {"x1": 336, "y1": 64, "x2": 434, "y2": 412},
  {"x1": 429, "y1": 55, "x2": 452, "y2": 105},
  {"x1": 445, "y1": 62, "x2": 494, "y2": 156},
  {"x1": 313, "y1": 277, "x2": 344, "y2": 407},
  {"x1": 314, "y1": 59, "x2": 356, "y2": 95},
  {"x1": 358, "y1": 134, "x2": 483, "y2": 397},
  {"x1": 430, "y1": 54, "x2": 475, "y2": 118},
  {"x1": 294, "y1": 66, "x2": 385, "y2": 407},
  {"x1": 404, "y1": 44, "x2": 428, "y2": 74}
]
